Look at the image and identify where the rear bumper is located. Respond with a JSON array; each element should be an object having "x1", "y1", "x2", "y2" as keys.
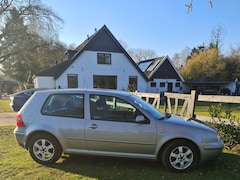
[{"x1": 13, "y1": 127, "x2": 26, "y2": 149}]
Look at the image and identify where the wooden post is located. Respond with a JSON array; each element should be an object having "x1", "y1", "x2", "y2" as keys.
[
  {"x1": 187, "y1": 90, "x2": 196, "y2": 118},
  {"x1": 164, "y1": 96, "x2": 167, "y2": 113}
]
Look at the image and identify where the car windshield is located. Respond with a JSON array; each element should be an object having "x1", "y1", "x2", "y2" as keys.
[{"x1": 129, "y1": 94, "x2": 164, "y2": 120}]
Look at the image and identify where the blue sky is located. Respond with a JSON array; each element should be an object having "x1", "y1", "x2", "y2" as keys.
[{"x1": 43, "y1": 0, "x2": 240, "y2": 58}]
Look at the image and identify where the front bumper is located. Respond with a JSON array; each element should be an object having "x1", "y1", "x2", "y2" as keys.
[{"x1": 200, "y1": 139, "x2": 224, "y2": 161}]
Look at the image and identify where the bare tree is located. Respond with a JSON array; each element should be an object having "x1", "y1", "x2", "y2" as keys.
[
  {"x1": 172, "y1": 46, "x2": 191, "y2": 68},
  {"x1": 229, "y1": 43, "x2": 240, "y2": 57},
  {"x1": 0, "y1": 0, "x2": 63, "y2": 63},
  {"x1": 127, "y1": 48, "x2": 157, "y2": 62},
  {"x1": 119, "y1": 40, "x2": 157, "y2": 62},
  {"x1": 209, "y1": 25, "x2": 226, "y2": 52},
  {"x1": 0, "y1": 0, "x2": 66, "y2": 84},
  {"x1": 0, "y1": 0, "x2": 14, "y2": 16},
  {"x1": 118, "y1": 39, "x2": 129, "y2": 50}
]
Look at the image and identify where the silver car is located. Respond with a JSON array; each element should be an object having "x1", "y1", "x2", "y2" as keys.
[{"x1": 14, "y1": 89, "x2": 223, "y2": 172}]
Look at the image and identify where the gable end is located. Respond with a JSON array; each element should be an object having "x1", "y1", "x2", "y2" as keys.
[
  {"x1": 84, "y1": 27, "x2": 122, "y2": 53},
  {"x1": 150, "y1": 59, "x2": 182, "y2": 81}
]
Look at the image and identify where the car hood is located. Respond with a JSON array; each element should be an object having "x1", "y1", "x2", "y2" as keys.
[{"x1": 161, "y1": 114, "x2": 216, "y2": 133}]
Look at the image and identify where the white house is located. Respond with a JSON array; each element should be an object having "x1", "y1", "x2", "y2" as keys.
[
  {"x1": 138, "y1": 56, "x2": 185, "y2": 95},
  {"x1": 34, "y1": 25, "x2": 148, "y2": 91}
]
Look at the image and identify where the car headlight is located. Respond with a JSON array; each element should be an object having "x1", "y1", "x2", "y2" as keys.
[{"x1": 217, "y1": 134, "x2": 222, "y2": 142}]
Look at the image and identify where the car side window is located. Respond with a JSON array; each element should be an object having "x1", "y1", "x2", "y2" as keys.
[
  {"x1": 42, "y1": 94, "x2": 84, "y2": 118},
  {"x1": 90, "y1": 94, "x2": 142, "y2": 123}
]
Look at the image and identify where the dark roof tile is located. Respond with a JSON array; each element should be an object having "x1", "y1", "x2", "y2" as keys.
[{"x1": 186, "y1": 77, "x2": 230, "y2": 83}]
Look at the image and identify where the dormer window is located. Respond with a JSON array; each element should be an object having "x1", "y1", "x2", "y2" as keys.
[{"x1": 97, "y1": 53, "x2": 111, "y2": 64}]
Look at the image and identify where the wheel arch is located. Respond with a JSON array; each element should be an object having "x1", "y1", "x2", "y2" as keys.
[
  {"x1": 157, "y1": 138, "x2": 201, "y2": 162},
  {"x1": 25, "y1": 130, "x2": 62, "y2": 152}
]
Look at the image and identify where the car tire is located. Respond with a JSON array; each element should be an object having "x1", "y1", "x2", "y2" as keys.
[
  {"x1": 161, "y1": 140, "x2": 199, "y2": 172},
  {"x1": 28, "y1": 133, "x2": 62, "y2": 164}
]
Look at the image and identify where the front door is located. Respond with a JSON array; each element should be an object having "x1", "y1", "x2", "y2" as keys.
[
  {"x1": 85, "y1": 94, "x2": 157, "y2": 156},
  {"x1": 167, "y1": 82, "x2": 173, "y2": 92}
]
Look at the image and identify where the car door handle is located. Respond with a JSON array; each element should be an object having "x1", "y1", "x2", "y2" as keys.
[{"x1": 89, "y1": 124, "x2": 98, "y2": 129}]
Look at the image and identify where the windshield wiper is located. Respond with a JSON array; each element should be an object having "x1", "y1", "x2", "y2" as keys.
[{"x1": 161, "y1": 112, "x2": 171, "y2": 120}]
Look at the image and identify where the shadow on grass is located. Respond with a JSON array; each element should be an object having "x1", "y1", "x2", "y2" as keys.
[
  {"x1": 50, "y1": 155, "x2": 165, "y2": 179},
  {"x1": 48, "y1": 152, "x2": 240, "y2": 180}
]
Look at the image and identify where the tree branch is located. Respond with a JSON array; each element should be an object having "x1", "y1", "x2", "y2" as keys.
[{"x1": 185, "y1": 0, "x2": 213, "y2": 13}]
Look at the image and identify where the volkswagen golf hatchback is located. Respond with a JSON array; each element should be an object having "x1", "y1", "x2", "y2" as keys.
[{"x1": 14, "y1": 89, "x2": 223, "y2": 172}]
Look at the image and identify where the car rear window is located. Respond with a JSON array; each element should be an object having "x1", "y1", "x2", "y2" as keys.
[{"x1": 41, "y1": 94, "x2": 84, "y2": 118}]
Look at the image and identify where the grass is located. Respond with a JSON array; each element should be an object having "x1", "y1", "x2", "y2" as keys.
[
  {"x1": 0, "y1": 99, "x2": 11, "y2": 113},
  {"x1": 0, "y1": 126, "x2": 239, "y2": 180},
  {"x1": 159, "y1": 100, "x2": 240, "y2": 120},
  {"x1": 195, "y1": 101, "x2": 240, "y2": 120}
]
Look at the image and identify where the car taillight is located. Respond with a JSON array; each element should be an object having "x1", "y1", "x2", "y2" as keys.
[{"x1": 16, "y1": 114, "x2": 25, "y2": 127}]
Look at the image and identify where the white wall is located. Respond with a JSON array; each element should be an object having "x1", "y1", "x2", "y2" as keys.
[
  {"x1": 34, "y1": 76, "x2": 55, "y2": 88},
  {"x1": 147, "y1": 79, "x2": 183, "y2": 94},
  {"x1": 56, "y1": 51, "x2": 147, "y2": 91},
  {"x1": 221, "y1": 83, "x2": 237, "y2": 95}
]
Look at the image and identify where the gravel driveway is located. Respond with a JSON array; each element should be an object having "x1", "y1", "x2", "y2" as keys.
[{"x1": 0, "y1": 112, "x2": 17, "y2": 126}]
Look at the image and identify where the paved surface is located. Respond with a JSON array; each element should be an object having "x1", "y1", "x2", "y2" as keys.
[{"x1": 0, "y1": 112, "x2": 17, "y2": 126}]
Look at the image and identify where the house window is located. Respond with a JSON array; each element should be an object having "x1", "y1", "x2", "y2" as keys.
[
  {"x1": 128, "y1": 76, "x2": 138, "y2": 91},
  {"x1": 175, "y1": 82, "x2": 181, "y2": 87},
  {"x1": 67, "y1": 74, "x2": 78, "y2": 88},
  {"x1": 97, "y1": 53, "x2": 111, "y2": 64},
  {"x1": 150, "y1": 82, "x2": 156, "y2": 87},
  {"x1": 160, "y1": 82, "x2": 165, "y2": 87},
  {"x1": 93, "y1": 75, "x2": 117, "y2": 89}
]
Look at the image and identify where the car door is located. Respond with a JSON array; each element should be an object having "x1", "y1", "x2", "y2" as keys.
[{"x1": 84, "y1": 94, "x2": 157, "y2": 157}]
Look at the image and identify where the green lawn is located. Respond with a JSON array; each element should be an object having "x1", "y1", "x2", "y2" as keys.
[
  {"x1": 0, "y1": 99, "x2": 11, "y2": 113},
  {"x1": 195, "y1": 101, "x2": 240, "y2": 119},
  {"x1": 0, "y1": 126, "x2": 239, "y2": 180}
]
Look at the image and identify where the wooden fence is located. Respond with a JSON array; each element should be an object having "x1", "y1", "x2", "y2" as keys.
[
  {"x1": 134, "y1": 90, "x2": 240, "y2": 124},
  {"x1": 164, "y1": 90, "x2": 196, "y2": 118},
  {"x1": 132, "y1": 92, "x2": 161, "y2": 109},
  {"x1": 164, "y1": 90, "x2": 240, "y2": 119}
]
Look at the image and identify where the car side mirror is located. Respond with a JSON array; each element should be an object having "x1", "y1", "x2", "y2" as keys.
[{"x1": 135, "y1": 115, "x2": 146, "y2": 123}]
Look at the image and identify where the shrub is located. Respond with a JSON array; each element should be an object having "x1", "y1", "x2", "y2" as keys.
[
  {"x1": 208, "y1": 103, "x2": 234, "y2": 119},
  {"x1": 210, "y1": 120, "x2": 240, "y2": 148},
  {"x1": 208, "y1": 103, "x2": 240, "y2": 149}
]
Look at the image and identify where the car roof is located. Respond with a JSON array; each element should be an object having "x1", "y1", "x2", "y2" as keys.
[
  {"x1": 34, "y1": 88, "x2": 132, "y2": 97},
  {"x1": 10, "y1": 88, "x2": 50, "y2": 96}
]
